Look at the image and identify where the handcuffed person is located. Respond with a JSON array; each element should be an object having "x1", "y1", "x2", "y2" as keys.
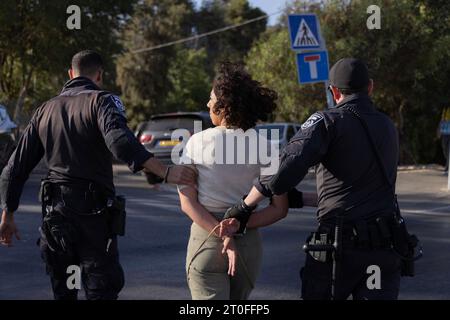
[{"x1": 177, "y1": 62, "x2": 295, "y2": 300}]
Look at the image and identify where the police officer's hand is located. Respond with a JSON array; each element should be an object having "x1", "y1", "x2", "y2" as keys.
[
  {"x1": 167, "y1": 165, "x2": 197, "y2": 186},
  {"x1": 0, "y1": 210, "x2": 20, "y2": 247}
]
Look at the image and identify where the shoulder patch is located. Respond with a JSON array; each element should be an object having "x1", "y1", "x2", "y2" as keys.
[
  {"x1": 301, "y1": 113, "x2": 324, "y2": 130},
  {"x1": 111, "y1": 95, "x2": 125, "y2": 114}
]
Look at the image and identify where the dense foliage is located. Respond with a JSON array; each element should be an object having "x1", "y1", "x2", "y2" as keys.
[{"x1": 0, "y1": 0, "x2": 448, "y2": 163}]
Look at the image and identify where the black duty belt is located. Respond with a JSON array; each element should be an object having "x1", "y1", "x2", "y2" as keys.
[
  {"x1": 41, "y1": 181, "x2": 108, "y2": 215},
  {"x1": 318, "y1": 215, "x2": 395, "y2": 250}
]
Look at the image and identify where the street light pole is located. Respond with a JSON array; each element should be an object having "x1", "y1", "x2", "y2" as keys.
[{"x1": 447, "y1": 146, "x2": 450, "y2": 190}]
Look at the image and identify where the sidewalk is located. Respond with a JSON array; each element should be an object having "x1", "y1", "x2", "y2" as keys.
[{"x1": 396, "y1": 168, "x2": 449, "y2": 216}]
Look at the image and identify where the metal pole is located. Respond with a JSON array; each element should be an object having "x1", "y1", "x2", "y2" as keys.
[
  {"x1": 325, "y1": 80, "x2": 334, "y2": 108},
  {"x1": 447, "y1": 143, "x2": 450, "y2": 190}
]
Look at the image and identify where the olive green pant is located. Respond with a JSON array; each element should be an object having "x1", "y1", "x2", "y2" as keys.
[{"x1": 186, "y1": 222, "x2": 262, "y2": 300}]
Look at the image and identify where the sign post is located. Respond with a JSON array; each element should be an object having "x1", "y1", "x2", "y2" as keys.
[
  {"x1": 439, "y1": 120, "x2": 450, "y2": 191},
  {"x1": 325, "y1": 80, "x2": 334, "y2": 108}
]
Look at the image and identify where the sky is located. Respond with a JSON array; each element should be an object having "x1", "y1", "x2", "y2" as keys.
[{"x1": 193, "y1": 0, "x2": 286, "y2": 26}]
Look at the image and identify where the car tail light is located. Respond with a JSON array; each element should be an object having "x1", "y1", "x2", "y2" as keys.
[{"x1": 139, "y1": 134, "x2": 153, "y2": 144}]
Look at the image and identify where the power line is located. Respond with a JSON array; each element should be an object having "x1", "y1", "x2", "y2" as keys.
[{"x1": 130, "y1": 9, "x2": 284, "y2": 54}]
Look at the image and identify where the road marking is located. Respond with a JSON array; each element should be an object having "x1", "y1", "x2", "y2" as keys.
[
  {"x1": 429, "y1": 205, "x2": 450, "y2": 212},
  {"x1": 403, "y1": 209, "x2": 450, "y2": 217},
  {"x1": 127, "y1": 197, "x2": 180, "y2": 208}
]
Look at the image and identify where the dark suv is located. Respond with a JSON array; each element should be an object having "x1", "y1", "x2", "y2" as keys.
[{"x1": 135, "y1": 111, "x2": 213, "y2": 184}]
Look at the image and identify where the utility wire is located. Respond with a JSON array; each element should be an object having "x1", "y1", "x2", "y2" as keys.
[{"x1": 130, "y1": 9, "x2": 284, "y2": 54}]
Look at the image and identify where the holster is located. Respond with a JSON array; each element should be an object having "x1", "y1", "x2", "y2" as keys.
[
  {"x1": 41, "y1": 204, "x2": 78, "y2": 255},
  {"x1": 354, "y1": 209, "x2": 422, "y2": 277},
  {"x1": 390, "y1": 207, "x2": 421, "y2": 277},
  {"x1": 38, "y1": 180, "x2": 76, "y2": 254},
  {"x1": 39, "y1": 179, "x2": 53, "y2": 209},
  {"x1": 106, "y1": 195, "x2": 126, "y2": 236}
]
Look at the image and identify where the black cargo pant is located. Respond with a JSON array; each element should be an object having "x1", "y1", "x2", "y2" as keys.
[
  {"x1": 39, "y1": 185, "x2": 124, "y2": 300},
  {"x1": 300, "y1": 225, "x2": 401, "y2": 300}
]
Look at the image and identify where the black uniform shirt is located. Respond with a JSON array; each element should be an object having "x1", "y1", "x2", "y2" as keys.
[
  {"x1": 1, "y1": 77, "x2": 153, "y2": 212},
  {"x1": 256, "y1": 93, "x2": 399, "y2": 222}
]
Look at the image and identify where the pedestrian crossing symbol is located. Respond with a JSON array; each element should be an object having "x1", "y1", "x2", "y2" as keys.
[
  {"x1": 288, "y1": 14, "x2": 322, "y2": 50},
  {"x1": 294, "y1": 19, "x2": 319, "y2": 47}
]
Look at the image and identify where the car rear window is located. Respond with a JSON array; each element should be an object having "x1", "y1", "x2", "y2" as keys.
[
  {"x1": 145, "y1": 116, "x2": 202, "y2": 132},
  {"x1": 255, "y1": 125, "x2": 285, "y2": 141}
]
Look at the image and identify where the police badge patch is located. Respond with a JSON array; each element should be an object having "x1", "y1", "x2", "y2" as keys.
[
  {"x1": 301, "y1": 113, "x2": 324, "y2": 130},
  {"x1": 111, "y1": 95, "x2": 125, "y2": 113}
]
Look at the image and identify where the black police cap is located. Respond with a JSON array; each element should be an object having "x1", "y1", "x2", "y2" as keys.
[{"x1": 329, "y1": 58, "x2": 369, "y2": 90}]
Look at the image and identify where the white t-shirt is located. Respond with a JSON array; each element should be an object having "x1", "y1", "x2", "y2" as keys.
[{"x1": 179, "y1": 126, "x2": 271, "y2": 213}]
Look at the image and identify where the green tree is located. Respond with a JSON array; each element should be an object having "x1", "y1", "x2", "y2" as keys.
[
  {"x1": 116, "y1": 0, "x2": 195, "y2": 128},
  {"x1": 165, "y1": 48, "x2": 212, "y2": 112},
  {"x1": 0, "y1": 0, "x2": 135, "y2": 126},
  {"x1": 321, "y1": 0, "x2": 450, "y2": 163},
  {"x1": 247, "y1": 0, "x2": 450, "y2": 164},
  {"x1": 196, "y1": 0, "x2": 267, "y2": 71},
  {"x1": 116, "y1": 0, "x2": 268, "y2": 128},
  {"x1": 246, "y1": 27, "x2": 325, "y2": 123}
]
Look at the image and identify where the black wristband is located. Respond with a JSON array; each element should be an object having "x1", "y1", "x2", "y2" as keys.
[
  {"x1": 240, "y1": 196, "x2": 256, "y2": 212},
  {"x1": 163, "y1": 166, "x2": 171, "y2": 183}
]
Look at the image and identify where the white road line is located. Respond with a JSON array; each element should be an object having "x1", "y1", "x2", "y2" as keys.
[
  {"x1": 402, "y1": 209, "x2": 450, "y2": 217},
  {"x1": 127, "y1": 197, "x2": 180, "y2": 208},
  {"x1": 429, "y1": 205, "x2": 450, "y2": 212}
]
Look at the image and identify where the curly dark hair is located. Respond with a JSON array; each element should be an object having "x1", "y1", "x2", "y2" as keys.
[{"x1": 212, "y1": 62, "x2": 278, "y2": 131}]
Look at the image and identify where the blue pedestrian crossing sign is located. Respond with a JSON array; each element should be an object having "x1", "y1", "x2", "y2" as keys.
[
  {"x1": 296, "y1": 51, "x2": 329, "y2": 84},
  {"x1": 288, "y1": 14, "x2": 322, "y2": 50}
]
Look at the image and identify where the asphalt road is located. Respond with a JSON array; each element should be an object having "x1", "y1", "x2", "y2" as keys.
[{"x1": 1, "y1": 165, "x2": 449, "y2": 300}]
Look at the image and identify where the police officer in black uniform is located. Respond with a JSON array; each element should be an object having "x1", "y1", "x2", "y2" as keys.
[
  {"x1": 222, "y1": 58, "x2": 402, "y2": 300},
  {"x1": 0, "y1": 50, "x2": 196, "y2": 300}
]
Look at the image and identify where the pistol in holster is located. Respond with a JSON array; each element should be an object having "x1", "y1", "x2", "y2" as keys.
[
  {"x1": 38, "y1": 179, "x2": 53, "y2": 208},
  {"x1": 106, "y1": 195, "x2": 126, "y2": 236},
  {"x1": 38, "y1": 180, "x2": 76, "y2": 255},
  {"x1": 390, "y1": 210, "x2": 422, "y2": 276},
  {"x1": 352, "y1": 208, "x2": 422, "y2": 277}
]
